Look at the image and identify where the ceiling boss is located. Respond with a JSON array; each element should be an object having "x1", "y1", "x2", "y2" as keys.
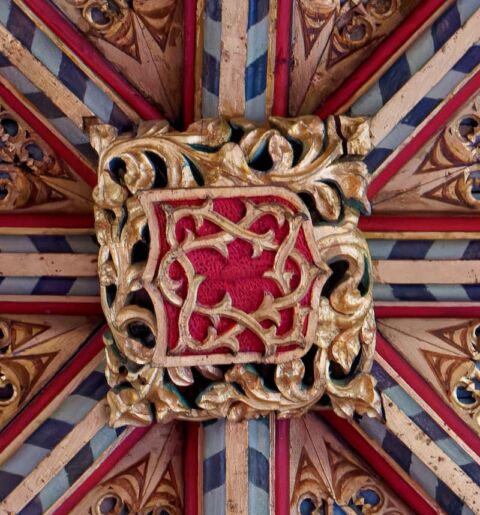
[{"x1": 90, "y1": 115, "x2": 380, "y2": 426}]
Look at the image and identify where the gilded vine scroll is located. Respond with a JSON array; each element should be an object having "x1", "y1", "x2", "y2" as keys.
[{"x1": 91, "y1": 115, "x2": 380, "y2": 425}]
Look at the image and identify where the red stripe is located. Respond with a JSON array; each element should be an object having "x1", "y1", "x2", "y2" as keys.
[
  {"x1": 359, "y1": 216, "x2": 480, "y2": 233},
  {"x1": 316, "y1": 0, "x2": 448, "y2": 117},
  {"x1": 377, "y1": 333, "x2": 480, "y2": 457},
  {"x1": 184, "y1": 422, "x2": 200, "y2": 515},
  {"x1": 183, "y1": 0, "x2": 197, "y2": 128},
  {"x1": 272, "y1": 0, "x2": 293, "y2": 117},
  {"x1": 320, "y1": 411, "x2": 438, "y2": 515},
  {"x1": 368, "y1": 69, "x2": 480, "y2": 199},
  {"x1": 275, "y1": 418, "x2": 290, "y2": 515},
  {"x1": 0, "y1": 327, "x2": 105, "y2": 453},
  {"x1": 52, "y1": 425, "x2": 152, "y2": 515},
  {"x1": 0, "y1": 214, "x2": 94, "y2": 229},
  {"x1": 21, "y1": 0, "x2": 162, "y2": 121},
  {"x1": 0, "y1": 301, "x2": 102, "y2": 315},
  {"x1": 0, "y1": 82, "x2": 97, "y2": 188},
  {"x1": 375, "y1": 304, "x2": 480, "y2": 318}
]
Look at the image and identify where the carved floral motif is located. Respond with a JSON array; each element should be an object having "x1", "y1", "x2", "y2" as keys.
[
  {"x1": 0, "y1": 107, "x2": 67, "y2": 210},
  {"x1": 91, "y1": 115, "x2": 380, "y2": 424}
]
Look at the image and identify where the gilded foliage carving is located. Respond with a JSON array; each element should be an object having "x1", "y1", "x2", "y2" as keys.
[
  {"x1": 0, "y1": 107, "x2": 67, "y2": 210},
  {"x1": 91, "y1": 115, "x2": 380, "y2": 424}
]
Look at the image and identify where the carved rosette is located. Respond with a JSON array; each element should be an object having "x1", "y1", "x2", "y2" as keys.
[{"x1": 91, "y1": 115, "x2": 380, "y2": 425}]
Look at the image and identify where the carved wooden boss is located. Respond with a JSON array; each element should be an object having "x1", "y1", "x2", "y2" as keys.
[{"x1": 91, "y1": 115, "x2": 380, "y2": 426}]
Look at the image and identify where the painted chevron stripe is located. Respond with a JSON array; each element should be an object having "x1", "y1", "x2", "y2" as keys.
[
  {"x1": 245, "y1": 0, "x2": 269, "y2": 121},
  {"x1": 351, "y1": 0, "x2": 480, "y2": 117},
  {"x1": 19, "y1": 424, "x2": 124, "y2": 514},
  {"x1": 202, "y1": 0, "x2": 221, "y2": 118},
  {"x1": 373, "y1": 284, "x2": 480, "y2": 302},
  {"x1": 368, "y1": 240, "x2": 480, "y2": 260},
  {"x1": 0, "y1": 235, "x2": 98, "y2": 254},
  {"x1": 0, "y1": 363, "x2": 108, "y2": 503},
  {"x1": 248, "y1": 418, "x2": 270, "y2": 515},
  {"x1": 356, "y1": 361, "x2": 479, "y2": 514},
  {"x1": 0, "y1": 276, "x2": 99, "y2": 296},
  {"x1": 364, "y1": 42, "x2": 480, "y2": 173},
  {"x1": 203, "y1": 419, "x2": 226, "y2": 515},
  {"x1": 0, "y1": 0, "x2": 131, "y2": 129},
  {"x1": 0, "y1": 51, "x2": 97, "y2": 162}
]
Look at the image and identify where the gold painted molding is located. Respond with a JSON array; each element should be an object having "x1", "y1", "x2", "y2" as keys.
[{"x1": 91, "y1": 115, "x2": 380, "y2": 425}]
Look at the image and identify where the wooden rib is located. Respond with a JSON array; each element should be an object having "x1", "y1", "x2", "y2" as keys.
[
  {"x1": 13, "y1": 0, "x2": 140, "y2": 124},
  {"x1": 264, "y1": 0, "x2": 277, "y2": 118},
  {"x1": 225, "y1": 420, "x2": 249, "y2": 515},
  {"x1": 0, "y1": 400, "x2": 108, "y2": 513},
  {"x1": 0, "y1": 24, "x2": 93, "y2": 128},
  {"x1": 320, "y1": 0, "x2": 455, "y2": 115},
  {"x1": 0, "y1": 295, "x2": 100, "y2": 304},
  {"x1": 0, "y1": 76, "x2": 96, "y2": 183},
  {"x1": 218, "y1": 2, "x2": 248, "y2": 117},
  {"x1": 320, "y1": 411, "x2": 443, "y2": 514},
  {"x1": 0, "y1": 253, "x2": 97, "y2": 277},
  {"x1": 0, "y1": 227, "x2": 95, "y2": 235},
  {"x1": 375, "y1": 302, "x2": 480, "y2": 318},
  {"x1": 373, "y1": 260, "x2": 480, "y2": 284},
  {"x1": 365, "y1": 231, "x2": 480, "y2": 240},
  {"x1": 371, "y1": 61, "x2": 480, "y2": 181},
  {"x1": 382, "y1": 394, "x2": 480, "y2": 511},
  {"x1": 370, "y1": 9, "x2": 480, "y2": 145},
  {"x1": 0, "y1": 349, "x2": 102, "y2": 463},
  {"x1": 193, "y1": 0, "x2": 205, "y2": 121},
  {"x1": 46, "y1": 425, "x2": 153, "y2": 514},
  {"x1": 376, "y1": 354, "x2": 480, "y2": 466}
]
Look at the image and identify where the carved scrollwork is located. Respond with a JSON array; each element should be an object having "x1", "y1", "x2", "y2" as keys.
[
  {"x1": 91, "y1": 114, "x2": 380, "y2": 424},
  {"x1": 0, "y1": 107, "x2": 66, "y2": 210}
]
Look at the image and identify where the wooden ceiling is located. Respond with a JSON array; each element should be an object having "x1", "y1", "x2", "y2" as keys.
[{"x1": 0, "y1": 0, "x2": 479, "y2": 513}]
